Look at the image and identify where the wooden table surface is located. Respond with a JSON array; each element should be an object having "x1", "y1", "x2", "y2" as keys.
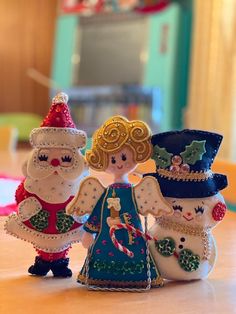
[{"x1": 0, "y1": 150, "x2": 236, "y2": 314}]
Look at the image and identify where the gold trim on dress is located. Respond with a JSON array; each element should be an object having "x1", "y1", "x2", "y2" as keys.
[
  {"x1": 84, "y1": 222, "x2": 100, "y2": 232},
  {"x1": 77, "y1": 274, "x2": 163, "y2": 288}
]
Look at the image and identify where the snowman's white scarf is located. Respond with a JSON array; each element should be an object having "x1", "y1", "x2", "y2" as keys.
[{"x1": 156, "y1": 216, "x2": 211, "y2": 260}]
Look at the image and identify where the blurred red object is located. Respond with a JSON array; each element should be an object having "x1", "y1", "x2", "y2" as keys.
[
  {"x1": 61, "y1": 0, "x2": 104, "y2": 14},
  {"x1": 136, "y1": 0, "x2": 170, "y2": 14}
]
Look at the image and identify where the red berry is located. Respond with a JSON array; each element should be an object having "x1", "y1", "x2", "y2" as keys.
[
  {"x1": 180, "y1": 163, "x2": 190, "y2": 173},
  {"x1": 170, "y1": 165, "x2": 180, "y2": 173},
  {"x1": 172, "y1": 155, "x2": 182, "y2": 166}
]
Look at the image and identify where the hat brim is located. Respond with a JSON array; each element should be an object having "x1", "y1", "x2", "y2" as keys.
[
  {"x1": 30, "y1": 127, "x2": 87, "y2": 149},
  {"x1": 144, "y1": 172, "x2": 228, "y2": 198}
]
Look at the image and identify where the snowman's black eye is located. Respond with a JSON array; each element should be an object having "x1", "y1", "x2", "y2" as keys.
[
  {"x1": 173, "y1": 205, "x2": 183, "y2": 212},
  {"x1": 111, "y1": 156, "x2": 116, "y2": 164},
  {"x1": 195, "y1": 206, "x2": 205, "y2": 214}
]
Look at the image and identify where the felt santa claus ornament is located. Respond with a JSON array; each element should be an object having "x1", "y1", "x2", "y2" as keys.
[
  {"x1": 146, "y1": 130, "x2": 228, "y2": 280},
  {"x1": 5, "y1": 92, "x2": 87, "y2": 277}
]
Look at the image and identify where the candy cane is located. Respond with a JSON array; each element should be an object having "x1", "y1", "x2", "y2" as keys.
[{"x1": 109, "y1": 223, "x2": 157, "y2": 258}]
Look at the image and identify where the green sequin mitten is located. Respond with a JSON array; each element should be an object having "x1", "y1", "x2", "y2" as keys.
[
  {"x1": 56, "y1": 210, "x2": 74, "y2": 233},
  {"x1": 178, "y1": 249, "x2": 200, "y2": 272},
  {"x1": 155, "y1": 237, "x2": 176, "y2": 257},
  {"x1": 29, "y1": 210, "x2": 49, "y2": 232}
]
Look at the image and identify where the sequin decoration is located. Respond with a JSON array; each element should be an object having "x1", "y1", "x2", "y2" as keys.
[
  {"x1": 56, "y1": 210, "x2": 74, "y2": 233},
  {"x1": 178, "y1": 249, "x2": 200, "y2": 272},
  {"x1": 41, "y1": 92, "x2": 75, "y2": 128},
  {"x1": 152, "y1": 145, "x2": 173, "y2": 169},
  {"x1": 29, "y1": 210, "x2": 49, "y2": 232},
  {"x1": 155, "y1": 237, "x2": 176, "y2": 257},
  {"x1": 212, "y1": 202, "x2": 227, "y2": 221},
  {"x1": 92, "y1": 259, "x2": 151, "y2": 275},
  {"x1": 180, "y1": 140, "x2": 206, "y2": 165},
  {"x1": 86, "y1": 116, "x2": 152, "y2": 171}
]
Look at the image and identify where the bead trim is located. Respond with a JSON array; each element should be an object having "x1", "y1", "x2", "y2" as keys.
[
  {"x1": 78, "y1": 274, "x2": 164, "y2": 288},
  {"x1": 52, "y1": 92, "x2": 68, "y2": 104},
  {"x1": 30, "y1": 127, "x2": 87, "y2": 149},
  {"x1": 110, "y1": 183, "x2": 132, "y2": 189},
  {"x1": 156, "y1": 168, "x2": 213, "y2": 182},
  {"x1": 4, "y1": 214, "x2": 84, "y2": 253},
  {"x1": 84, "y1": 222, "x2": 100, "y2": 232},
  {"x1": 156, "y1": 217, "x2": 211, "y2": 260}
]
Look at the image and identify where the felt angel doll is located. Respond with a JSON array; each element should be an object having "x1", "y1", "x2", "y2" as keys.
[
  {"x1": 146, "y1": 130, "x2": 228, "y2": 280},
  {"x1": 5, "y1": 93, "x2": 88, "y2": 277},
  {"x1": 66, "y1": 116, "x2": 173, "y2": 290}
]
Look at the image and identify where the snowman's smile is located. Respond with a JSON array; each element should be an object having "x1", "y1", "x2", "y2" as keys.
[{"x1": 183, "y1": 215, "x2": 194, "y2": 221}]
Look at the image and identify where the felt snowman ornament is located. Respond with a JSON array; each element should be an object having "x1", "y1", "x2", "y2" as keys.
[
  {"x1": 146, "y1": 130, "x2": 228, "y2": 280},
  {"x1": 5, "y1": 92, "x2": 87, "y2": 277}
]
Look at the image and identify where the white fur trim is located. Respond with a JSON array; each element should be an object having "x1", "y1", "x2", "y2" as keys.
[
  {"x1": 30, "y1": 127, "x2": 87, "y2": 149},
  {"x1": 18, "y1": 197, "x2": 42, "y2": 221},
  {"x1": 4, "y1": 214, "x2": 84, "y2": 253}
]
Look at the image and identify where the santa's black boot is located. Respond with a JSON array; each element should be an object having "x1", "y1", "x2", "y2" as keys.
[
  {"x1": 28, "y1": 256, "x2": 51, "y2": 276},
  {"x1": 50, "y1": 258, "x2": 72, "y2": 278}
]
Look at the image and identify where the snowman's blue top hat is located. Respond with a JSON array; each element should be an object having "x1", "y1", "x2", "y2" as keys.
[{"x1": 145, "y1": 129, "x2": 228, "y2": 198}]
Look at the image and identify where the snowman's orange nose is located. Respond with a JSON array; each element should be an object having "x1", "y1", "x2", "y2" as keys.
[{"x1": 51, "y1": 159, "x2": 60, "y2": 167}]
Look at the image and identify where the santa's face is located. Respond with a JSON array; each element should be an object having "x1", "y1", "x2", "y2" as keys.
[
  {"x1": 27, "y1": 147, "x2": 86, "y2": 181},
  {"x1": 165, "y1": 193, "x2": 227, "y2": 228},
  {"x1": 24, "y1": 147, "x2": 88, "y2": 203}
]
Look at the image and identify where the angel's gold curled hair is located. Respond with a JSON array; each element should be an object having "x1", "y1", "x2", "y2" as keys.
[{"x1": 86, "y1": 116, "x2": 152, "y2": 171}]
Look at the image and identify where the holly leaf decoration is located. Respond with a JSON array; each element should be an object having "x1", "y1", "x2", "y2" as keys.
[
  {"x1": 180, "y1": 140, "x2": 206, "y2": 165},
  {"x1": 152, "y1": 145, "x2": 173, "y2": 168}
]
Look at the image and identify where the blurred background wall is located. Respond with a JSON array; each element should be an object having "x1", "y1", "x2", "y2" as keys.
[
  {"x1": 187, "y1": 0, "x2": 236, "y2": 160},
  {"x1": 0, "y1": 0, "x2": 236, "y2": 162},
  {"x1": 0, "y1": 0, "x2": 57, "y2": 117}
]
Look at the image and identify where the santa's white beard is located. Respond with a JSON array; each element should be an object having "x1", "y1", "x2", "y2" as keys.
[{"x1": 24, "y1": 171, "x2": 87, "y2": 204}]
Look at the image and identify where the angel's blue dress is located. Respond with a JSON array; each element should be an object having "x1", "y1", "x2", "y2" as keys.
[{"x1": 78, "y1": 183, "x2": 162, "y2": 288}]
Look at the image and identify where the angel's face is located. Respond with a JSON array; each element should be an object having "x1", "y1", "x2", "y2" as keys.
[
  {"x1": 165, "y1": 193, "x2": 226, "y2": 228},
  {"x1": 106, "y1": 147, "x2": 136, "y2": 176}
]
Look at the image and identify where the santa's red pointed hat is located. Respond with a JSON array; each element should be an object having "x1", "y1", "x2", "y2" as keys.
[{"x1": 30, "y1": 92, "x2": 87, "y2": 149}]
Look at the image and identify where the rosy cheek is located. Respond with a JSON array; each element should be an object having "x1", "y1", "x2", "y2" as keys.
[
  {"x1": 174, "y1": 211, "x2": 181, "y2": 218},
  {"x1": 212, "y1": 202, "x2": 227, "y2": 221}
]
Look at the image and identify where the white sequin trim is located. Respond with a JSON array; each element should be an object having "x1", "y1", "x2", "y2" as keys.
[
  {"x1": 4, "y1": 214, "x2": 84, "y2": 253},
  {"x1": 30, "y1": 127, "x2": 87, "y2": 149}
]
